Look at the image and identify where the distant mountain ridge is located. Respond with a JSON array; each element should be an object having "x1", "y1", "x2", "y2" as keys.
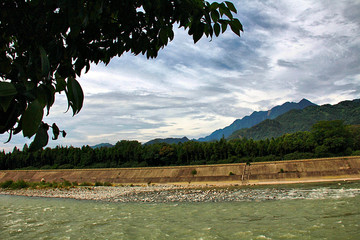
[
  {"x1": 198, "y1": 98, "x2": 316, "y2": 142},
  {"x1": 144, "y1": 137, "x2": 189, "y2": 145},
  {"x1": 90, "y1": 143, "x2": 114, "y2": 149},
  {"x1": 228, "y1": 99, "x2": 360, "y2": 140}
]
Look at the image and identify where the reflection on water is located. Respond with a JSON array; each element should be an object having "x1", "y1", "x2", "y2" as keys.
[{"x1": 1, "y1": 182, "x2": 360, "y2": 239}]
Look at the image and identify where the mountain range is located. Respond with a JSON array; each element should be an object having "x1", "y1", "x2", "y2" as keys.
[
  {"x1": 144, "y1": 137, "x2": 189, "y2": 145},
  {"x1": 198, "y1": 98, "x2": 316, "y2": 142},
  {"x1": 228, "y1": 99, "x2": 360, "y2": 140},
  {"x1": 90, "y1": 98, "x2": 359, "y2": 147},
  {"x1": 90, "y1": 143, "x2": 114, "y2": 149}
]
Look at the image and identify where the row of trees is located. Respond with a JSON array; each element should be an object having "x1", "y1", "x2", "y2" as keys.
[{"x1": 1, "y1": 120, "x2": 359, "y2": 170}]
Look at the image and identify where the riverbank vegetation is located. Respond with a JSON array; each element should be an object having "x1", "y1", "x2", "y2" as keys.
[
  {"x1": 1, "y1": 120, "x2": 359, "y2": 170},
  {"x1": 0, "y1": 179, "x2": 112, "y2": 189}
]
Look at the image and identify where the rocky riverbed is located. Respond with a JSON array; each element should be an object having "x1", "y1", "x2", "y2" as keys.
[{"x1": 1, "y1": 182, "x2": 360, "y2": 203}]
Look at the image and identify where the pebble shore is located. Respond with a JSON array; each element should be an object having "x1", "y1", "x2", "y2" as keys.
[{"x1": 1, "y1": 182, "x2": 359, "y2": 203}]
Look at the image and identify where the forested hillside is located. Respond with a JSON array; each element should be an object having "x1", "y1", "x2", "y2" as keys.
[
  {"x1": 198, "y1": 99, "x2": 315, "y2": 141},
  {"x1": 1, "y1": 120, "x2": 359, "y2": 170},
  {"x1": 229, "y1": 99, "x2": 360, "y2": 140}
]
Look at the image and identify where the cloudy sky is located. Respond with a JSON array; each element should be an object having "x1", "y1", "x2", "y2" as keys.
[{"x1": 1, "y1": 0, "x2": 360, "y2": 152}]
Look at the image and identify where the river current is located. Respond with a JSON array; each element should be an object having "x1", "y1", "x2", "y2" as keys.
[{"x1": 1, "y1": 182, "x2": 360, "y2": 239}]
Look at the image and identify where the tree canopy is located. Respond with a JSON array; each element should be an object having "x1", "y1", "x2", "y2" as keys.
[{"x1": 0, "y1": 0, "x2": 242, "y2": 151}]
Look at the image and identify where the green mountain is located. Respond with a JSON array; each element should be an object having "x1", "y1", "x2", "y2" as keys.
[
  {"x1": 90, "y1": 143, "x2": 114, "y2": 149},
  {"x1": 228, "y1": 99, "x2": 360, "y2": 140},
  {"x1": 198, "y1": 99, "x2": 316, "y2": 141},
  {"x1": 144, "y1": 137, "x2": 189, "y2": 145}
]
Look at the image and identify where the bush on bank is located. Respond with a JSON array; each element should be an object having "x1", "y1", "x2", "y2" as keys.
[{"x1": 0, "y1": 180, "x2": 113, "y2": 189}]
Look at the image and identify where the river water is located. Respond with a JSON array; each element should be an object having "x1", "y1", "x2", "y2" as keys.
[{"x1": 1, "y1": 182, "x2": 360, "y2": 239}]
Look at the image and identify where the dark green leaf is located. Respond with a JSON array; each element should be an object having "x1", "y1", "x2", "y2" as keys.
[
  {"x1": 0, "y1": 96, "x2": 14, "y2": 112},
  {"x1": 39, "y1": 46, "x2": 50, "y2": 77},
  {"x1": 29, "y1": 124, "x2": 49, "y2": 152},
  {"x1": 219, "y1": 3, "x2": 233, "y2": 19},
  {"x1": 36, "y1": 84, "x2": 55, "y2": 115},
  {"x1": 225, "y1": 1, "x2": 237, "y2": 13},
  {"x1": 55, "y1": 76, "x2": 66, "y2": 92},
  {"x1": 0, "y1": 101, "x2": 17, "y2": 134},
  {"x1": 22, "y1": 100, "x2": 44, "y2": 138},
  {"x1": 230, "y1": 21, "x2": 241, "y2": 37},
  {"x1": 191, "y1": 22, "x2": 204, "y2": 43},
  {"x1": 85, "y1": 62, "x2": 91, "y2": 73},
  {"x1": 0, "y1": 82, "x2": 17, "y2": 97},
  {"x1": 36, "y1": 85, "x2": 50, "y2": 108},
  {"x1": 159, "y1": 28, "x2": 168, "y2": 44},
  {"x1": 232, "y1": 19, "x2": 243, "y2": 32},
  {"x1": 168, "y1": 28, "x2": 174, "y2": 41},
  {"x1": 52, "y1": 123, "x2": 60, "y2": 140},
  {"x1": 210, "y1": 2, "x2": 219, "y2": 10},
  {"x1": 193, "y1": 30, "x2": 203, "y2": 43},
  {"x1": 66, "y1": 77, "x2": 84, "y2": 116},
  {"x1": 214, "y1": 23, "x2": 220, "y2": 37},
  {"x1": 221, "y1": 21, "x2": 228, "y2": 33},
  {"x1": 211, "y1": 10, "x2": 219, "y2": 22}
]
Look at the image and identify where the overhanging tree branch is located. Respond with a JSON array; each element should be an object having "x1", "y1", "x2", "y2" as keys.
[{"x1": 0, "y1": 0, "x2": 242, "y2": 151}]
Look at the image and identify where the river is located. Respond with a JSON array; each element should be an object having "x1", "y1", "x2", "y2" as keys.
[{"x1": 1, "y1": 182, "x2": 360, "y2": 239}]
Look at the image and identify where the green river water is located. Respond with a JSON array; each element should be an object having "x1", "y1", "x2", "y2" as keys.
[{"x1": 1, "y1": 182, "x2": 360, "y2": 239}]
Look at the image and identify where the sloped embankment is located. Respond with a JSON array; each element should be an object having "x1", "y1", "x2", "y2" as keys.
[{"x1": 0, "y1": 156, "x2": 359, "y2": 185}]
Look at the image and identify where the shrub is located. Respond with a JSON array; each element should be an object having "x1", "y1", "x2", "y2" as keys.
[
  {"x1": 0, "y1": 180, "x2": 14, "y2": 188},
  {"x1": 50, "y1": 181, "x2": 59, "y2": 188},
  {"x1": 11, "y1": 180, "x2": 29, "y2": 189},
  {"x1": 72, "y1": 181, "x2": 79, "y2": 186},
  {"x1": 79, "y1": 182, "x2": 92, "y2": 186},
  {"x1": 62, "y1": 180, "x2": 72, "y2": 187},
  {"x1": 191, "y1": 169, "x2": 197, "y2": 175},
  {"x1": 94, "y1": 181, "x2": 103, "y2": 186},
  {"x1": 103, "y1": 182, "x2": 112, "y2": 186},
  {"x1": 229, "y1": 172, "x2": 235, "y2": 176}
]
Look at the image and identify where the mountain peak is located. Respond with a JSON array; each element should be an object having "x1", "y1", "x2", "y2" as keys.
[{"x1": 299, "y1": 98, "x2": 312, "y2": 104}]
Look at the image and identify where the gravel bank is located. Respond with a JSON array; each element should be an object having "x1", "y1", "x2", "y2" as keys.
[{"x1": 1, "y1": 182, "x2": 359, "y2": 203}]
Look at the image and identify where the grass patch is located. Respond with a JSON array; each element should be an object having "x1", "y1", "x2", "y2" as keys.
[
  {"x1": 0, "y1": 180, "x2": 29, "y2": 189},
  {"x1": 0, "y1": 180, "x2": 14, "y2": 189},
  {"x1": 0, "y1": 179, "x2": 99, "y2": 189},
  {"x1": 79, "y1": 182, "x2": 92, "y2": 186}
]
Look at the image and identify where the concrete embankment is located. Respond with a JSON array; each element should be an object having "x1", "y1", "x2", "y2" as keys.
[{"x1": 0, "y1": 156, "x2": 359, "y2": 185}]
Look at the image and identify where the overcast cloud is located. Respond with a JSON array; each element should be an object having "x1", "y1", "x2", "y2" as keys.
[{"x1": 1, "y1": 0, "x2": 360, "y2": 151}]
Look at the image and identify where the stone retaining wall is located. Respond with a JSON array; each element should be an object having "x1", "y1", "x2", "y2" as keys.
[{"x1": 0, "y1": 156, "x2": 359, "y2": 184}]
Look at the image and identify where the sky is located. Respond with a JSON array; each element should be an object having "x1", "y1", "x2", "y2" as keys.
[{"x1": 1, "y1": 0, "x2": 360, "y2": 152}]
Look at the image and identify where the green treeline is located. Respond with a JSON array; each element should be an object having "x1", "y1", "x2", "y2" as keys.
[{"x1": 1, "y1": 120, "x2": 359, "y2": 170}]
